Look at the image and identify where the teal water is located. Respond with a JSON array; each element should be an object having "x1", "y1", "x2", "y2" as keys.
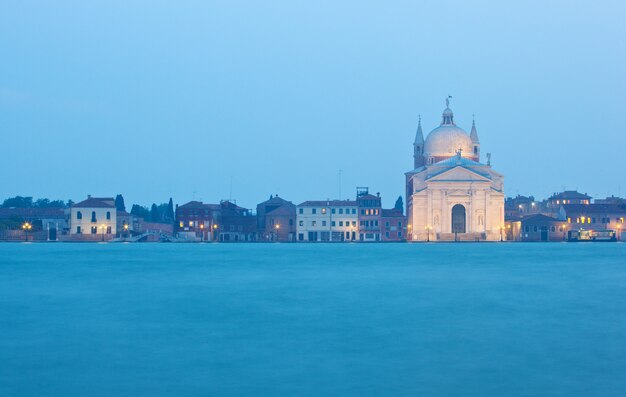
[{"x1": 1, "y1": 243, "x2": 625, "y2": 396}]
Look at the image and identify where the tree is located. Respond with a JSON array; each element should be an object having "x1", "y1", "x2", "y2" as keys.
[
  {"x1": 130, "y1": 204, "x2": 150, "y2": 220},
  {"x1": 165, "y1": 198, "x2": 174, "y2": 223},
  {"x1": 394, "y1": 196, "x2": 404, "y2": 211},
  {"x1": 115, "y1": 194, "x2": 126, "y2": 212},
  {"x1": 2, "y1": 196, "x2": 33, "y2": 208},
  {"x1": 150, "y1": 203, "x2": 160, "y2": 222}
]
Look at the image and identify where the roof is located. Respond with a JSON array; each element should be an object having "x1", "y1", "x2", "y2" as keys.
[
  {"x1": 177, "y1": 201, "x2": 220, "y2": 211},
  {"x1": 298, "y1": 200, "x2": 358, "y2": 207},
  {"x1": 520, "y1": 214, "x2": 560, "y2": 224},
  {"x1": 72, "y1": 198, "x2": 115, "y2": 208},
  {"x1": 258, "y1": 195, "x2": 293, "y2": 207},
  {"x1": 549, "y1": 191, "x2": 591, "y2": 200},
  {"x1": 561, "y1": 204, "x2": 626, "y2": 215}
]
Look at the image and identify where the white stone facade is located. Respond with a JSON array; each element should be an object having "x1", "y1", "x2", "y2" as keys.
[
  {"x1": 296, "y1": 201, "x2": 359, "y2": 242},
  {"x1": 406, "y1": 100, "x2": 505, "y2": 241}
]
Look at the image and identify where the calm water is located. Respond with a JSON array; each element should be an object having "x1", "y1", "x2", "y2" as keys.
[{"x1": 1, "y1": 243, "x2": 625, "y2": 397}]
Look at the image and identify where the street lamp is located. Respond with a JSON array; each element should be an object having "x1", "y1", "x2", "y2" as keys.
[
  {"x1": 425, "y1": 225, "x2": 432, "y2": 242},
  {"x1": 123, "y1": 223, "x2": 129, "y2": 238},
  {"x1": 213, "y1": 223, "x2": 218, "y2": 242},
  {"x1": 22, "y1": 222, "x2": 32, "y2": 242},
  {"x1": 274, "y1": 224, "x2": 280, "y2": 242},
  {"x1": 407, "y1": 224, "x2": 412, "y2": 241},
  {"x1": 100, "y1": 224, "x2": 107, "y2": 241},
  {"x1": 618, "y1": 224, "x2": 622, "y2": 241}
]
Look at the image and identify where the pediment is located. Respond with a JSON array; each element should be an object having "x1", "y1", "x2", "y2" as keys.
[{"x1": 426, "y1": 166, "x2": 491, "y2": 182}]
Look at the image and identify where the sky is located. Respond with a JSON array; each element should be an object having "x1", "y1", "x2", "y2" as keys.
[{"x1": 1, "y1": 0, "x2": 625, "y2": 209}]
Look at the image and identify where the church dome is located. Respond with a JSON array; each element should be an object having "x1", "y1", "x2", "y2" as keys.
[{"x1": 424, "y1": 125, "x2": 474, "y2": 158}]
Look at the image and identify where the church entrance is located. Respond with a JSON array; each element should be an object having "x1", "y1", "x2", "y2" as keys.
[{"x1": 451, "y1": 204, "x2": 466, "y2": 234}]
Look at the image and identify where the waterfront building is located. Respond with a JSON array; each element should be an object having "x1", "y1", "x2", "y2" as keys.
[
  {"x1": 296, "y1": 200, "x2": 358, "y2": 242},
  {"x1": 380, "y1": 208, "x2": 407, "y2": 241},
  {"x1": 0, "y1": 207, "x2": 69, "y2": 241},
  {"x1": 520, "y1": 214, "x2": 567, "y2": 242},
  {"x1": 175, "y1": 200, "x2": 256, "y2": 242},
  {"x1": 558, "y1": 204, "x2": 626, "y2": 240},
  {"x1": 595, "y1": 195, "x2": 626, "y2": 205},
  {"x1": 69, "y1": 196, "x2": 116, "y2": 240},
  {"x1": 405, "y1": 98, "x2": 505, "y2": 241},
  {"x1": 256, "y1": 195, "x2": 296, "y2": 242},
  {"x1": 357, "y1": 188, "x2": 382, "y2": 242}
]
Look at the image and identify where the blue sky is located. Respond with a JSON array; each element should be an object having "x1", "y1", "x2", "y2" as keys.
[{"x1": 1, "y1": 1, "x2": 624, "y2": 209}]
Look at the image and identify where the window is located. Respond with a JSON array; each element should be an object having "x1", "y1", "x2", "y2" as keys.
[
  {"x1": 189, "y1": 221, "x2": 193, "y2": 227},
  {"x1": 322, "y1": 221, "x2": 326, "y2": 226},
  {"x1": 312, "y1": 209, "x2": 317, "y2": 214},
  {"x1": 312, "y1": 221, "x2": 316, "y2": 226},
  {"x1": 106, "y1": 226, "x2": 112, "y2": 234},
  {"x1": 386, "y1": 222, "x2": 390, "y2": 228},
  {"x1": 91, "y1": 226, "x2": 97, "y2": 234},
  {"x1": 331, "y1": 208, "x2": 336, "y2": 214},
  {"x1": 361, "y1": 209, "x2": 365, "y2": 215},
  {"x1": 76, "y1": 211, "x2": 82, "y2": 219},
  {"x1": 346, "y1": 232, "x2": 350, "y2": 239},
  {"x1": 179, "y1": 221, "x2": 184, "y2": 227},
  {"x1": 339, "y1": 209, "x2": 343, "y2": 214},
  {"x1": 289, "y1": 219, "x2": 293, "y2": 226},
  {"x1": 331, "y1": 221, "x2": 336, "y2": 227},
  {"x1": 398, "y1": 221, "x2": 402, "y2": 228},
  {"x1": 299, "y1": 208, "x2": 303, "y2": 214},
  {"x1": 76, "y1": 226, "x2": 81, "y2": 234},
  {"x1": 374, "y1": 220, "x2": 378, "y2": 226},
  {"x1": 398, "y1": 232, "x2": 402, "y2": 237},
  {"x1": 352, "y1": 209, "x2": 356, "y2": 214},
  {"x1": 339, "y1": 221, "x2": 343, "y2": 226},
  {"x1": 385, "y1": 231, "x2": 390, "y2": 238},
  {"x1": 551, "y1": 226, "x2": 556, "y2": 232},
  {"x1": 91, "y1": 211, "x2": 97, "y2": 222},
  {"x1": 533, "y1": 226, "x2": 538, "y2": 232},
  {"x1": 298, "y1": 233, "x2": 304, "y2": 241},
  {"x1": 299, "y1": 220, "x2": 303, "y2": 227},
  {"x1": 321, "y1": 208, "x2": 326, "y2": 214},
  {"x1": 525, "y1": 226, "x2": 529, "y2": 232},
  {"x1": 352, "y1": 221, "x2": 357, "y2": 227},
  {"x1": 106, "y1": 211, "x2": 111, "y2": 220}
]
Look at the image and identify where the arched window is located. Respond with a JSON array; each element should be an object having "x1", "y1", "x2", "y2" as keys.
[
  {"x1": 91, "y1": 211, "x2": 97, "y2": 222},
  {"x1": 106, "y1": 211, "x2": 111, "y2": 220},
  {"x1": 76, "y1": 211, "x2": 82, "y2": 219},
  {"x1": 474, "y1": 146, "x2": 478, "y2": 154}
]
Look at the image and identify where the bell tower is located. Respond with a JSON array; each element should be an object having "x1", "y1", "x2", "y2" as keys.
[{"x1": 413, "y1": 116, "x2": 425, "y2": 168}]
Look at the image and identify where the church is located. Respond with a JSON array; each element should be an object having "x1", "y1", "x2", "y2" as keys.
[{"x1": 405, "y1": 98, "x2": 505, "y2": 241}]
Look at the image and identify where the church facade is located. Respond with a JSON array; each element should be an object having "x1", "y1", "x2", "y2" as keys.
[{"x1": 406, "y1": 98, "x2": 505, "y2": 241}]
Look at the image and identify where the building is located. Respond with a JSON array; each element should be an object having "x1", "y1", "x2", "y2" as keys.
[
  {"x1": 505, "y1": 195, "x2": 540, "y2": 218},
  {"x1": 559, "y1": 204, "x2": 626, "y2": 240},
  {"x1": 296, "y1": 200, "x2": 358, "y2": 242},
  {"x1": 546, "y1": 191, "x2": 591, "y2": 209},
  {"x1": 256, "y1": 195, "x2": 296, "y2": 242},
  {"x1": 175, "y1": 200, "x2": 256, "y2": 242},
  {"x1": 381, "y1": 208, "x2": 407, "y2": 241},
  {"x1": 0, "y1": 207, "x2": 69, "y2": 241},
  {"x1": 595, "y1": 195, "x2": 626, "y2": 205},
  {"x1": 69, "y1": 196, "x2": 117, "y2": 240},
  {"x1": 357, "y1": 188, "x2": 382, "y2": 241},
  {"x1": 406, "y1": 98, "x2": 505, "y2": 241},
  {"x1": 520, "y1": 214, "x2": 567, "y2": 242}
]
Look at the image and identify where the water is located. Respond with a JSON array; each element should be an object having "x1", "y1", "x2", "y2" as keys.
[{"x1": 1, "y1": 243, "x2": 625, "y2": 397}]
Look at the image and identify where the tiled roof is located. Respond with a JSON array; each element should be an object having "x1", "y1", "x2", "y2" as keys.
[
  {"x1": 521, "y1": 214, "x2": 560, "y2": 223},
  {"x1": 72, "y1": 198, "x2": 115, "y2": 208},
  {"x1": 434, "y1": 156, "x2": 484, "y2": 167},
  {"x1": 549, "y1": 191, "x2": 591, "y2": 200}
]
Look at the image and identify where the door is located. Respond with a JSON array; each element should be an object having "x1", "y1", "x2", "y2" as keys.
[{"x1": 451, "y1": 204, "x2": 466, "y2": 233}]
